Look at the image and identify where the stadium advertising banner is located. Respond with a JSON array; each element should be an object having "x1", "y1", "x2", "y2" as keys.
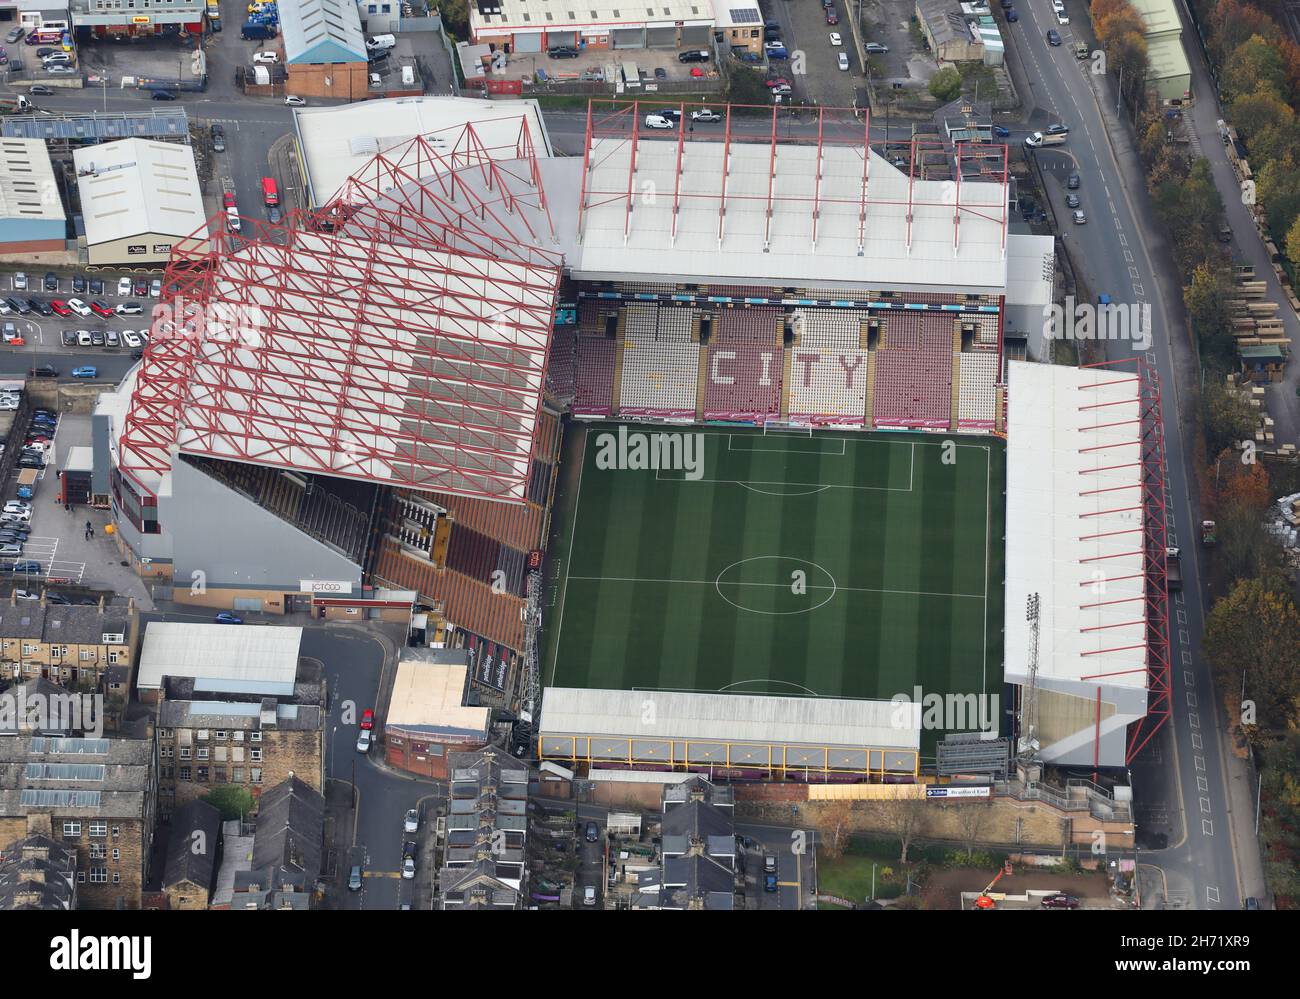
[
  {"x1": 925, "y1": 785, "x2": 992, "y2": 799},
  {"x1": 465, "y1": 633, "x2": 510, "y2": 693}
]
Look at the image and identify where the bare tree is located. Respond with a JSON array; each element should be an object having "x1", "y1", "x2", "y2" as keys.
[
  {"x1": 876, "y1": 786, "x2": 928, "y2": 864},
  {"x1": 812, "y1": 800, "x2": 856, "y2": 861},
  {"x1": 954, "y1": 800, "x2": 993, "y2": 859}
]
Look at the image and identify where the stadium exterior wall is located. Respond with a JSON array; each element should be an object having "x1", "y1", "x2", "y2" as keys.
[{"x1": 159, "y1": 457, "x2": 364, "y2": 612}]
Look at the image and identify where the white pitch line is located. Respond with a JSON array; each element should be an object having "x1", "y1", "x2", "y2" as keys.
[{"x1": 567, "y1": 575, "x2": 985, "y2": 600}]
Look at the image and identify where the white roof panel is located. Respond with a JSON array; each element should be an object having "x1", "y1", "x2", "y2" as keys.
[
  {"x1": 137, "y1": 622, "x2": 303, "y2": 693},
  {"x1": 74, "y1": 138, "x2": 206, "y2": 246}
]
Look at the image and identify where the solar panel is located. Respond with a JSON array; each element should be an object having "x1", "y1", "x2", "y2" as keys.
[
  {"x1": 19, "y1": 790, "x2": 103, "y2": 808},
  {"x1": 729, "y1": 7, "x2": 761, "y2": 22},
  {"x1": 25, "y1": 763, "x2": 107, "y2": 781},
  {"x1": 29, "y1": 737, "x2": 109, "y2": 755}
]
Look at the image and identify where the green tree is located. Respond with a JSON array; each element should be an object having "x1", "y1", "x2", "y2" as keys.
[
  {"x1": 440, "y1": 0, "x2": 469, "y2": 39},
  {"x1": 1223, "y1": 34, "x2": 1289, "y2": 101},
  {"x1": 1203, "y1": 579, "x2": 1300, "y2": 731},
  {"x1": 928, "y1": 66, "x2": 962, "y2": 102},
  {"x1": 726, "y1": 66, "x2": 772, "y2": 109},
  {"x1": 1257, "y1": 155, "x2": 1300, "y2": 239},
  {"x1": 1202, "y1": 380, "x2": 1258, "y2": 457},
  {"x1": 1228, "y1": 89, "x2": 1293, "y2": 142},
  {"x1": 203, "y1": 785, "x2": 256, "y2": 822},
  {"x1": 1185, "y1": 265, "x2": 1236, "y2": 371}
]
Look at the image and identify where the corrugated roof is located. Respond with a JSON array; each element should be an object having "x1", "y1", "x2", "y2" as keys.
[
  {"x1": 0, "y1": 138, "x2": 63, "y2": 224},
  {"x1": 74, "y1": 138, "x2": 206, "y2": 246},
  {"x1": 137, "y1": 622, "x2": 302, "y2": 693},
  {"x1": 279, "y1": 0, "x2": 366, "y2": 65}
]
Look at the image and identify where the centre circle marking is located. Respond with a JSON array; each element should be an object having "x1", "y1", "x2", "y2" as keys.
[{"x1": 713, "y1": 555, "x2": 837, "y2": 616}]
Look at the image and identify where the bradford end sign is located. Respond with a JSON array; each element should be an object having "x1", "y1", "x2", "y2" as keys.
[{"x1": 925, "y1": 785, "x2": 992, "y2": 799}]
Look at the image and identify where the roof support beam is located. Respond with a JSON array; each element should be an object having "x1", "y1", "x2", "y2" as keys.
[
  {"x1": 856, "y1": 108, "x2": 870, "y2": 255},
  {"x1": 623, "y1": 101, "x2": 641, "y2": 244},
  {"x1": 670, "y1": 102, "x2": 687, "y2": 244},
  {"x1": 762, "y1": 106, "x2": 778, "y2": 252},
  {"x1": 718, "y1": 105, "x2": 734, "y2": 245},
  {"x1": 811, "y1": 106, "x2": 826, "y2": 249}
]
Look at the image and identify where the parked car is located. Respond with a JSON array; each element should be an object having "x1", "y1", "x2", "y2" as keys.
[
  {"x1": 117, "y1": 277, "x2": 132, "y2": 297},
  {"x1": 404, "y1": 809, "x2": 419, "y2": 833},
  {"x1": 116, "y1": 301, "x2": 143, "y2": 316},
  {"x1": 9, "y1": 561, "x2": 42, "y2": 575},
  {"x1": 66, "y1": 298, "x2": 90, "y2": 317},
  {"x1": 150, "y1": 90, "x2": 176, "y2": 101},
  {"x1": 11, "y1": 272, "x2": 25, "y2": 291},
  {"x1": 348, "y1": 865, "x2": 362, "y2": 890},
  {"x1": 28, "y1": 85, "x2": 52, "y2": 96},
  {"x1": 45, "y1": 65, "x2": 75, "y2": 75},
  {"x1": 60, "y1": 330, "x2": 75, "y2": 346},
  {"x1": 837, "y1": 51, "x2": 849, "y2": 70},
  {"x1": 6, "y1": 297, "x2": 28, "y2": 314},
  {"x1": 0, "y1": 544, "x2": 25, "y2": 558},
  {"x1": 132, "y1": 278, "x2": 148, "y2": 297},
  {"x1": 71, "y1": 366, "x2": 97, "y2": 379},
  {"x1": 864, "y1": 42, "x2": 888, "y2": 54},
  {"x1": 678, "y1": 49, "x2": 709, "y2": 63},
  {"x1": 149, "y1": 279, "x2": 161, "y2": 298},
  {"x1": 211, "y1": 123, "x2": 226, "y2": 152},
  {"x1": 6, "y1": 27, "x2": 24, "y2": 43},
  {"x1": 546, "y1": 45, "x2": 580, "y2": 58},
  {"x1": 122, "y1": 330, "x2": 143, "y2": 348},
  {"x1": 644, "y1": 113, "x2": 676, "y2": 129},
  {"x1": 70, "y1": 274, "x2": 85, "y2": 294},
  {"x1": 583, "y1": 885, "x2": 597, "y2": 906},
  {"x1": 585, "y1": 821, "x2": 599, "y2": 842},
  {"x1": 28, "y1": 365, "x2": 58, "y2": 378},
  {"x1": 356, "y1": 729, "x2": 372, "y2": 752},
  {"x1": 653, "y1": 66, "x2": 666, "y2": 81},
  {"x1": 76, "y1": 330, "x2": 91, "y2": 347},
  {"x1": 214, "y1": 611, "x2": 243, "y2": 624},
  {"x1": 90, "y1": 300, "x2": 113, "y2": 318},
  {"x1": 88, "y1": 277, "x2": 104, "y2": 296},
  {"x1": 284, "y1": 95, "x2": 306, "y2": 106},
  {"x1": 993, "y1": 124, "x2": 1010, "y2": 137},
  {"x1": 1041, "y1": 893, "x2": 1079, "y2": 909},
  {"x1": 764, "y1": 871, "x2": 779, "y2": 892},
  {"x1": 1047, "y1": 29, "x2": 1061, "y2": 45},
  {"x1": 105, "y1": 330, "x2": 120, "y2": 347},
  {"x1": 1006, "y1": 7, "x2": 1018, "y2": 20},
  {"x1": 360, "y1": 708, "x2": 374, "y2": 729},
  {"x1": 29, "y1": 299, "x2": 52, "y2": 317},
  {"x1": 43, "y1": 272, "x2": 57, "y2": 291},
  {"x1": 41, "y1": 52, "x2": 69, "y2": 65},
  {"x1": 401, "y1": 857, "x2": 415, "y2": 879},
  {"x1": 89, "y1": 330, "x2": 104, "y2": 346}
]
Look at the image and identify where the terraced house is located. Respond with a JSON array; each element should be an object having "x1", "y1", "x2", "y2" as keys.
[
  {"x1": 0, "y1": 714, "x2": 158, "y2": 910},
  {"x1": 0, "y1": 598, "x2": 138, "y2": 693}
]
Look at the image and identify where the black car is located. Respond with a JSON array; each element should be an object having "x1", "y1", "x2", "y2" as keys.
[
  {"x1": 17, "y1": 458, "x2": 43, "y2": 469},
  {"x1": 210, "y1": 123, "x2": 225, "y2": 152},
  {"x1": 2, "y1": 297, "x2": 20, "y2": 314},
  {"x1": 1067, "y1": 173, "x2": 1081, "y2": 190},
  {"x1": 28, "y1": 298, "x2": 52, "y2": 316},
  {"x1": 584, "y1": 821, "x2": 599, "y2": 842},
  {"x1": 1047, "y1": 29, "x2": 1061, "y2": 45},
  {"x1": 8, "y1": 298, "x2": 30, "y2": 315},
  {"x1": 88, "y1": 277, "x2": 104, "y2": 296},
  {"x1": 150, "y1": 90, "x2": 177, "y2": 101},
  {"x1": 71, "y1": 274, "x2": 85, "y2": 294},
  {"x1": 44, "y1": 592, "x2": 71, "y2": 605},
  {"x1": 43, "y1": 272, "x2": 57, "y2": 291},
  {"x1": 60, "y1": 330, "x2": 76, "y2": 347},
  {"x1": 1066, "y1": 193, "x2": 1080, "y2": 208},
  {"x1": 547, "y1": 45, "x2": 580, "y2": 58},
  {"x1": 28, "y1": 365, "x2": 58, "y2": 378},
  {"x1": 654, "y1": 67, "x2": 667, "y2": 80},
  {"x1": 36, "y1": 48, "x2": 55, "y2": 58},
  {"x1": 8, "y1": 59, "x2": 21, "y2": 73}
]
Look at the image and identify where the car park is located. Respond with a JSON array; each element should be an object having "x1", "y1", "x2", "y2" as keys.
[{"x1": 71, "y1": 366, "x2": 96, "y2": 379}]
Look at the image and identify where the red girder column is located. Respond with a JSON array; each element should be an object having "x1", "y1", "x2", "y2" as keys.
[
  {"x1": 856, "y1": 109, "x2": 870, "y2": 254},
  {"x1": 623, "y1": 101, "x2": 641, "y2": 243},
  {"x1": 763, "y1": 106, "x2": 778, "y2": 251},
  {"x1": 811, "y1": 107, "x2": 826, "y2": 248},
  {"x1": 718, "y1": 104, "x2": 735, "y2": 244}
]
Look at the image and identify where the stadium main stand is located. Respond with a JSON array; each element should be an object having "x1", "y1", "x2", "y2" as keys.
[
  {"x1": 787, "y1": 349, "x2": 870, "y2": 425},
  {"x1": 574, "y1": 335, "x2": 617, "y2": 417},
  {"x1": 792, "y1": 308, "x2": 863, "y2": 350},
  {"x1": 702, "y1": 344, "x2": 783, "y2": 422},
  {"x1": 872, "y1": 313, "x2": 954, "y2": 428},
  {"x1": 957, "y1": 352, "x2": 999, "y2": 430}
]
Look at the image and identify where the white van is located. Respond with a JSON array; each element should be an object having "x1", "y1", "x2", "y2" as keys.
[
  {"x1": 401, "y1": 64, "x2": 415, "y2": 86},
  {"x1": 366, "y1": 33, "x2": 396, "y2": 51}
]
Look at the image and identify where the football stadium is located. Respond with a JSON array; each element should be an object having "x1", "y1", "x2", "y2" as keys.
[{"x1": 92, "y1": 97, "x2": 1171, "y2": 779}]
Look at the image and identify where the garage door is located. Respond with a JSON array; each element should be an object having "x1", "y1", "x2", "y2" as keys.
[
  {"x1": 612, "y1": 27, "x2": 644, "y2": 48},
  {"x1": 514, "y1": 31, "x2": 542, "y2": 53},
  {"x1": 547, "y1": 30, "x2": 579, "y2": 47},
  {"x1": 681, "y1": 25, "x2": 710, "y2": 46},
  {"x1": 646, "y1": 25, "x2": 676, "y2": 48}
]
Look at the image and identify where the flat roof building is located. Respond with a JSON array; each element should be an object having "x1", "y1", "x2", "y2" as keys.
[
  {"x1": 136, "y1": 623, "x2": 303, "y2": 700},
  {"x1": 384, "y1": 649, "x2": 492, "y2": 779}
]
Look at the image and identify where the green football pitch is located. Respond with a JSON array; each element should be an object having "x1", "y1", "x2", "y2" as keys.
[{"x1": 543, "y1": 423, "x2": 1005, "y2": 714}]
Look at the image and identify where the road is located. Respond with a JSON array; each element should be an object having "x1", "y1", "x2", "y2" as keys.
[{"x1": 1008, "y1": 2, "x2": 1255, "y2": 909}]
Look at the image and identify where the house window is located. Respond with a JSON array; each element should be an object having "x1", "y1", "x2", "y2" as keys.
[
  {"x1": 197, "y1": 767, "x2": 209, "y2": 782},
  {"x1": 89, "y1": 844, "x2": 106, "y2": 859},
  {"x1": 22, "y1": 644, "x2": 37, "y2": 655},
  {"x1": 368, "y1": 3, "x2": 377, "y2": 11},
  {"x1": 112, "y1": 826, "x2": 119, "y2": 838},
  {"x1": 89, "y1": 821, "x2": 107, "y2": 837},
  {"x1": 250, "y1": 732, "x2": 262, "y2": 743},
  {"x1": 214, "y1": 769, "x2": 228, "y2": 783},
  {"x1": 232, "y1": 731, "x2": 245, "y2": 743},
  {"x1": 215, "y1": 731, "x2": 227, "y2": 741},
  {"x1": 77, "y1": 871, "x2": 86, "y2": 884},
  {"x1": 51, "y1": 647, "x2": 61, "y2": 660},
  {"x1": 251, "y1": 768, "x2": 262, "y2": 784},
  {"x1": 79, "y1": 650, "x2": 93, "y2": 661},
  {"x1": 197, "y1": 730, "x2": 209, "y2": 741},
  {"x1": 159, "y1": 729, "x2": 172, "y2": 739},
  {"x1": 179, "y1": 766, "x2": 192, "y2": 781},
  {"x1": 179, "y1": 747, "x2": 191, "y2": 760},
  {"x1": 112, "y1": 849, "x2": 120, "y2": 861},
  {"x1": 233, "y1": 768, "x2": 245, "y2": 783},
  {"x1": 250, "y1": 749, "x2": 262, "y2": 762},
  {"x1": 62, "y1": 821, "x2": 80, "y2": 838},
  {"x1": 197, "y1": 748, "x2": 209, "y2": 760},
  {"x1": 112, "y1": 872, "x2": 121, "y2": 884},
  {"x1": 89, "y1": 868, "x2": 108, "y2": 884},
  {"x1": 162, "y1": 765, "x2": 173, "y2": 779},
  {"x1": 108, "y1": 651, "x2": 119, "y2": 664}
]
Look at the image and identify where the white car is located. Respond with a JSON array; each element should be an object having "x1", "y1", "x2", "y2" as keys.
[
  {"x1": 643, "y1": 113, "x2": 675, "y2": 129},
  {"x1": 1, "y1": 509, "x2": 31, "y2": 523},
  {"x1": 116, "y1": 301, "x2": 143, "y2": 316},
  {"x1": 401, "y1": 857, "x2": 415, "y2": 880},
  {"x1": 356, "y1": 729, "x2": 372, "y2": 753},
  {"x1": 1053, "y1": 0, "x2": 1069, "y2": 22},
  {"x1": 227, "y1": 209, "x2": 242, "y2": 233},
  {"x1": 77, "y1": 330, "x2": 92, "y2": 347},
  {"x1": 0, "y1": 543, "x2": 23, "y2": 557},
  {"x1": 829, "y1": 32, "x2": 842, "y2": 46},
  {"x1": 837, "y1": 52, "x2": 849, "y2": 71},
  {"x1": 284, "y1": 95, "x2": 306, "y2": 106},
  {"x1": 13, "y1": 272, "x2": 26, "y2": 291},
  {"x1": 252, "y1": 51, "x2": 278, "y2": 64},
  {"x1": 4, "y1": 502, "x2": 31, "y2": 514},
  {"x1": 122, "y1": 330, "x2": 143, "y2": 349},
  {"x1": 0, "y1": 300, "x2": 10, "y2": 315},
  {"x1": 117, "y1": 277, "x2": 132, "y2": 297},
  {"x1": 13, "y1": 589, "x2": 39, "y2": 601},
  {"x1": 66, "y1": 298, "x2": 91, "y2": 317},
  {"x1": 404, "y1": 809, "x2": 419, "y2": 833}
]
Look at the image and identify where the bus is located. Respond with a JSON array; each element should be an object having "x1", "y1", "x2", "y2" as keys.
[{"x1": 261, "y1": 176, "x2": 279, "y2": 207}]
